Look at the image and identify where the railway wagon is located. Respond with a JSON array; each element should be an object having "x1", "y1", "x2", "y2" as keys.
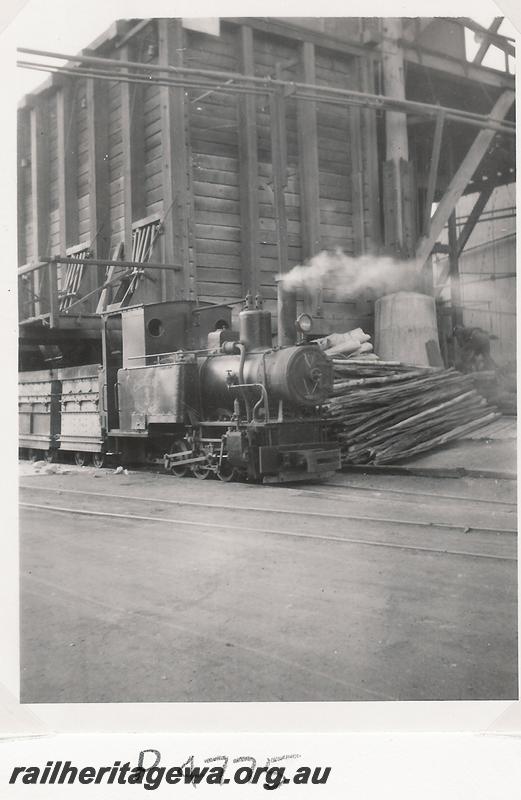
[
  {"x1": 19, "y1": 370, "x2": 61, "y2": 457},
  {"x1": 19, "y1": 298, "x2": 341, "y2": 482}
]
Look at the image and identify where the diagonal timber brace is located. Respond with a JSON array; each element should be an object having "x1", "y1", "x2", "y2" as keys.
[
  {"x1": 456, "y1": 186, "x2": 494, "y2": 258},
  {"x1": 415, "y1": 89, "x2": 514, "y2": 269}
]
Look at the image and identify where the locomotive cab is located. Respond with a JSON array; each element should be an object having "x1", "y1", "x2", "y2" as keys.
[{"x1": 101, "y1": 300, "x2": 232, "y2": 456}]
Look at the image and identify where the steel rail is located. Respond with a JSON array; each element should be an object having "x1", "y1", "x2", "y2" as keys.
[
  {"x1": 17, "y1": 47, "x2": 516, "y2": 134},
  {"x1": 20, "y1": 502, "x2": 516, "y2": 562},
  {"x1": 19, "y1": 485, "x2": 517, "y2": 536},
  {"x1": 300, "y1": 482, "x2": 517, "y2": 508}
]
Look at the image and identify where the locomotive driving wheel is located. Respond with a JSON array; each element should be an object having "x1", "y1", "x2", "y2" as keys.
[
  {"x1": 192, "y1": 443, "x2": 214, "y2": 479},
  {"x1": 165, "y1": 440, "x2": 191, "y2": 477},
  {"x1": 192, "y1": 463, "x2": 212, "y2": 479},
  {"x1": 217, "y1": 460, "x2": 239, "y2": 482}
]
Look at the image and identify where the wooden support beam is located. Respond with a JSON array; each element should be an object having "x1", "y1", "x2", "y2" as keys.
[
  {"x1": 297, "y1": 40, "x2": 321, "y2": 315},
  {"x1": 158, "y1": 18, "x2": 193, "y2": 301},
  {"x1": 423, "y1": 110, "x2": 445, "y2": 235},
  {"x1": 30, "y1": 101, "x2": 50, "y2": 315},
  {"x1": 169, "y1": 20, "x2": 194, "y2": 300},
  {"x1": 382, "y1": 160, "x2": 399, "y2": 254},
  {"x1": 56, "y1": 80, "x2": 78, "y2": 253},
  {"x1": 185, "y1": 108, "x2": 198, "y2": 300},
  {"x1": 120, "y1": 43, "x2": 146, "y2": 258},
  {"x1": 348, "y1": 37, "x2": 365, "y2": 256},
  {"x1": 448, "y1": 210, "x2": 463, "y2": 327},
  {"x1": 474, "y1": 17, "x2": 504, "y2": 65},
  {"x1": 349, "y1": 100, "x2": 365, "y2": 256},
  {"x1": 120, "y1": 47, "x2": 134, "y2": 262},
  {"x1": 86, "y1": 76, "x2": 110, "y2": 305},
  {"x1": 270, "y1": 75, "x2": 289, "y2": 274},
  {"x1": 415, "y1": 90, "x2": 514, "y2": 268},
  {"x1": 383, "y1": 19, "x2": 408, "y2": 164},
  {"x1": 400, "y1": 159, "x2": 417, "y2": 258},
  {"x1": 382, "y1": 19, "x2": 409, "y2": 254},
  {"x1": 360, "y1": 58, "x2": 381, "y2": 249},
  {"x1": 237, "y1": 25, "x2": 260, "y2": 298},
  {"x1": 456, "y1": 186, "x2": 494, "y2": 257}
]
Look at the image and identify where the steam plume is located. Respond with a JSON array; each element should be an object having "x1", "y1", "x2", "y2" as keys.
[{"x1": 278, "y1": 248, "x2": 423, "y2": 300}]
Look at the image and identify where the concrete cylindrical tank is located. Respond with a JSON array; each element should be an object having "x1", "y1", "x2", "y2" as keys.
[{"x1": 375, "y1": 291, "x2": 442, "y2": 366}]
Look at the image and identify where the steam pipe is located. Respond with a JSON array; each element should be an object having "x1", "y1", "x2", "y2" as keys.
[
  {"x1": 251, "y1": 383, "x2": 270, "y2": 423},
  {"x1": 236, "y1": 342, "x2": 251, "y2": 421},
  {"x1": 231, "y1": 383, "x2": 270, "y2": 422},
  {"x1": 276, "y1": 279, "x2": 298, "y2": 347}
]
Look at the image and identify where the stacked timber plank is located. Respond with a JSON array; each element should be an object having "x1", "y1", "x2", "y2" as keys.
[{"x1": 324, "y1": 359, "x2": 501, "y2": 466}]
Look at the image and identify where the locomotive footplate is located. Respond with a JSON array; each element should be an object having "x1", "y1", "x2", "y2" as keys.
[{"x1": 258, "y1": 442, "x2": 340, "y2": 483}]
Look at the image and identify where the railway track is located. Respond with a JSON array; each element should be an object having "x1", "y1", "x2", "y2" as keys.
[
  {"x1": 20, "y1": 454, "x2": 517, "y2": 508},
  {"x1": 19, "y1": 469, "x2": 517, "y2": 703},
  {"x1": 294, "y1": 481, "x2": 517, "y2": 508},
  {"x1": 19, "y1": 483, "x2": 516, "y2": 536},
  {"x1": 20, "y1": 482, "x2": 517, "y2": 562}
]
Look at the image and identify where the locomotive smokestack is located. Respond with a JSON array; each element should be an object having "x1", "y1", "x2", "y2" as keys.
[{"x1": 276, "y1": 279, "x2": 298, "y2": 347}]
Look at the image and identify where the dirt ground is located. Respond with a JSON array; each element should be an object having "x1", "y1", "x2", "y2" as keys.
[{"x1": 19, "y1": 463, "x2": 517, "y2": 702}]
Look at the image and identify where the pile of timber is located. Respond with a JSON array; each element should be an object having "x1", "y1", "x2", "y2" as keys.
[{"x1": 324, "y1": 360, "x2": 501, "y2": 466}]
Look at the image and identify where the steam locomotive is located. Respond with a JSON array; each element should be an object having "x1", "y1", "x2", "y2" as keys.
[{"x1": 19, "y1": 296, "x2": 341, "y2": 483}]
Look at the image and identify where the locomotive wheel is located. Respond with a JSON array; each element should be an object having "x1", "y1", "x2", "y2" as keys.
[
  {"x1": 166, "y1": 441, "x2": 190, "y2": 477},
  {"x1": 74, "y1": 451, "x2": 91, "y2": 467},
  {"x1": 192, "y1": 462, "x2": 212, "y2": 479},
  {"x1": 217, "y1": 461, "x2": 238, "y2": 482},
  {"x1": 92, "y1": 452, "x2": 105, "y2": 469}
]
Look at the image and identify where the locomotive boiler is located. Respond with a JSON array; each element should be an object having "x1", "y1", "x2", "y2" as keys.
[{"x1": 19, "y1": 295, "x2": 341, "y2": 483}]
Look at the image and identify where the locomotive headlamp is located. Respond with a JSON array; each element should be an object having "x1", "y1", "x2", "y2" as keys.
[{"x1": 296, "y1": 313, "x2": 313, "y2": 333}]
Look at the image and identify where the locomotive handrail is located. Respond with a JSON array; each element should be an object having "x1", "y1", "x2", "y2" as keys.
[
  {"x1": 126, "y1": 348, "x2": 214, "y2": 363},
  {"x1": 191, "y1": 299, "x2": 244, "y2": 314}
]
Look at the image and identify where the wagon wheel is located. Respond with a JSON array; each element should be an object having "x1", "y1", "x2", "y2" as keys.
[
  {"x1": 44, "y1": 449, "x2": 57, "y2": 463},
  {"x1": 92, "y1": 452, "x2": 105, "y2": 469},
  {"x1": 28, "y1": 449, "x2": 38, "y2": 462},
  {"x1": 74, "y1": 451, "x2": 91, "y2": 467},
  {"x1": 165, "y1": 440, "x2": 191, "y2": 477}
]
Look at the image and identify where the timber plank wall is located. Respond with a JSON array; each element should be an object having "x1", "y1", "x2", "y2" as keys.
[{"x1": 18, "y1": 18, "x2": 381, "y2": 332}]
